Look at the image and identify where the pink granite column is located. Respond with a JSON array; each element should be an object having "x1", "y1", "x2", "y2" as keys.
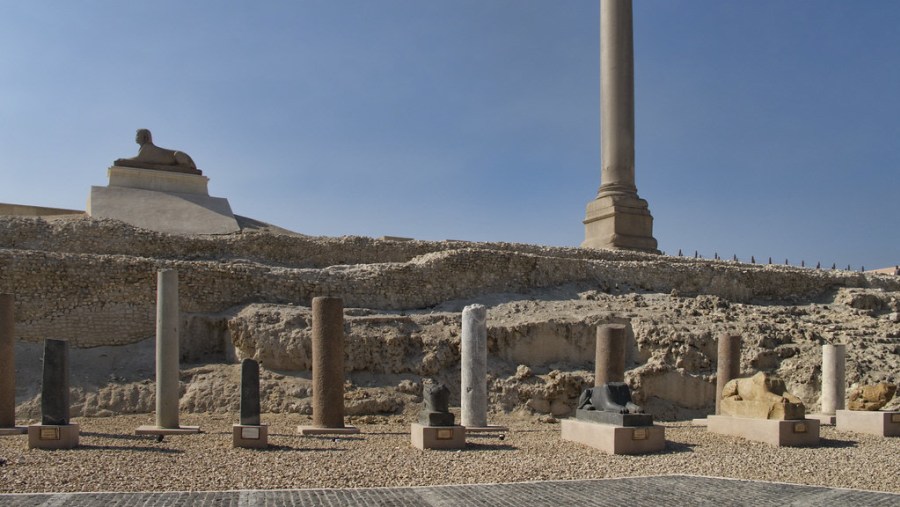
[
  {"x1": 311, "y1": 297, "x2": 346, "y2": 428},
  {"x1": 595, "y1": 324, "x2": 627, "y2": 386},
  {"x1": 0, "y1": 294, "x2": 15, "y2": 428},
  {"x1": 715, "y1": 334, "x2": 741, "y2": 415}
]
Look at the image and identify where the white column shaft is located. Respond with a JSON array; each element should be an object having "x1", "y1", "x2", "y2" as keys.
[
  {"x1": 461, "y1": 305, "x2": 488, "y2": 427},
  {"x1": 821, "y1": 344, "x2": 846, "y2": 414}
]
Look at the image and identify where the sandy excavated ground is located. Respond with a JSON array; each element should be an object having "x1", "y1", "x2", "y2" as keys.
[{"x1": 1, "y1": 412, "x2": 899, "y2": 494}]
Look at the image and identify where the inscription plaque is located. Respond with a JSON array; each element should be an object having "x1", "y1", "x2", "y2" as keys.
[
  {"x1": 40, "y1": 427, "x2": 60, "y2": 440},
  {"x1": 436, "y1": 428, "x2": 454, "y2": 440},
  {"x1": 891, "y1": 414, "x2": 900, "y2": 423},
  {"x1": 632, "y1": 428, "x2": 648, "y2": 440},
  {"x1": 241, "y1": 427, "x2": 260, "y2": 440},
  {"x1": 793, "y1": 422, "x2": 807, "y2": 434}
]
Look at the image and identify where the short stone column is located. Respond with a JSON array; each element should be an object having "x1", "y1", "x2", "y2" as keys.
[
  {"x1": 595, "y1": 324, "x2": 627, "y2": 386},
  {"x1": 821, "y1": 344, "x2": 846, "y2": 415},
  {"x1": 715, "y1": 334, "x2": 741, "y2": 415},
  {"x1": 28, "y1": 339, "x2": 79, "y2": 449},
  {"x1": 234, "y1": 358, "x2": 267, "y2": 448},
  {"x1": 136, "y1": 270, "x2": 199, "y2": 436},
  {"x1": 461, "y1": 304, "x2": 487, "y2": 428},
  {"x1": 0, "y1": 294, "x2": 25, "y2": 434},
  {"x1": 298, "y1": 297, "x2": 358, "y2": 435}
]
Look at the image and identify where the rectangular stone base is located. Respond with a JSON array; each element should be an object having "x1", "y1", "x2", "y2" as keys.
[
  {"x1": 582, "y1": 194, "x2": 658, "y2": 252},
  {"x1": 297, "y1": 425, "x2": 360, "y2": 436},
  {"x1": 464, "y1": 425, "x2": 509, "y2": 433},
  {"x1": 707, "y1": 415, "x2": 819, "y2": 446},
  {"x1": 690, "y1": 418, "x2": 709, "y2": 427},
  {"x1": 410, "y1": 423, "x2": 466, "y2": 450},
  {"x1": 836, "y1": 410, "x2": 900, "y2": 437},
  {"x1": 575, "y1": 409, "x2": 654, "y2": 427},
  {"x1": 27, "y1": 424, "x2": 79, "y2": 449},
  {"x1": 233, "y1": 424, "x2": 268, "y2": 448},
  {"x1": 560, "y1": 419, "x2": 665, "y2": 455},
  {"x1": 806, "y1": 413, "x2": 837, "y2": 426},
  {"x1": 0, "y1": 426, "x2": 28, "y2": 436},
  {"x1": 135, "y1": 425, "x2": 201, "y2": 436}
]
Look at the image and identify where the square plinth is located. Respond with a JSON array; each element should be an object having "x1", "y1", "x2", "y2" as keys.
[
  {"x1": 0, "y1": 426, "x2": 28, "y2": 436},
  {"x1": 836, "y1": 410, "x2": 900, "y2": 437},
  {"x1": 560, "y1": 419, "x2": 665, "y2": 455},
  {"x1": 27, "y1": 424, "x2": 79, "y2": 449},
  {"x1": 806, "y1": 413, "x2": 837, "y2": 426},
  {"x1": 411, "y1": 423, "x2": 466, "y2": 450},
  {"x1": 233, "y1": 424, "x2": 268, "y2": 448},
  {"x1": 135, "y1": 425, "x2": 201, "y2": 436},
  {"x1": 582, "y1": 194, "x2": 658, "y2": 252},
  {"x1": 707, "y1": 416, "x2": 819, "y2": 446},
  {"x1": 297, "y1": 425, "x2": 360, "y2": 436}
]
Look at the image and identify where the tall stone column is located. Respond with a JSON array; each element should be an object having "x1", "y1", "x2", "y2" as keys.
[
  {"x1": 41, "y1": 339, "x2": 70, "y2": 426},
  {"x1": 0, "y1": 294, "x2": 16, "y2": 429},
  {"x1": 156, "y1": 269, "x2": 180, "y2": 429},
  {"x1": 461, "y1": 304, "x2": 487, "y2": 428},
  {"x1": 582, "y1": 0, "x2": 657, "y2": 252},
  {"x1": 311, "y1": 296, "x2": 347, "y2": 428},
  {"x1": 240, "y1": 358, "x2": 261, "y2": 426},
  {"x1": 595, "y1": 324, "x2": 627, "y2": 386},
  {"x1": 821, "y1": 344, "x2": 846, "y2": 415},
  {"x1": 715, "y1": 334, "x2": 741, "y2": 415}
]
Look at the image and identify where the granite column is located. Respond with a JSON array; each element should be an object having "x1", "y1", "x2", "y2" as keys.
[
  {"x1": 0, "y1": 294, "x2": 16, "y2": 429},
  {"x1": 156, "y1": 269, "x2": 180, "y2": 429},
  {"x1": 461, "y1": 304, "x2": 487, "y2": 428},
  {"x1": 595, "y1": 324, "x2": 627, "y2": 386},
  {"x1": 715, "y1": 334, "x2": 741, "y2": 415}
]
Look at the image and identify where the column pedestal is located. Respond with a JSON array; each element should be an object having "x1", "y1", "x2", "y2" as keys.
[
  {"x1": 410, "y1": 423, "x2": 466, "y2": 450},
  {"x1": 28, "y1": 424, "x2": 79, "y2": 449},
  {"x1": 583, "y1": 194, "x2": 657, "y2": 252},
  {"x1": 233, "y1": 424, "x2": 268, "y2": 448}
]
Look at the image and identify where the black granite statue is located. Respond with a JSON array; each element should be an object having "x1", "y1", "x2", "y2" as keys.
[
  {"x1": 418, "y1": 381, "x2": 455, "y2": 426},
  {"x1": 240, "y1": 358, "x2": 261, "y2": 426},
  {"x1": 41, "y1": 339, "x2": 70, "y2": 426},
  {"x1": 575, "y1": 382, "x2": 652, "y2": 427}
]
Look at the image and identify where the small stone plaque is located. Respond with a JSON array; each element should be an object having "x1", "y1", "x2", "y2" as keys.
[
  {"x1": 436, "y1": 428, "x2": 454, "y2": 440},
  {"x1": 793, "y1": 422, "x2": 807, "y2": 434},
  {"x1": 632, "y1": 428, "x2": 648, "y2": 440},
  {"x1": 241, "y1": 427, "x2": 260, "y2": 440},
  {"x1": 40, "y1": 427, "x2": 60, "y2": 440},
  {"x1": 891, "y1": 414, "x2": 900, "y2": 423}
]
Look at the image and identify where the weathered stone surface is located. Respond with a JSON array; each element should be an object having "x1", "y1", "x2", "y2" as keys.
[
  {"x1": 716, "y1": 334, "x2": 741, "y2": 415},
  {"x1": 720, "y1": 372, "x2": 805, "y2": 420},
  {"x1": 460, "y1": 304, "x2": 487, "y2": 427},
  {"x1": 595, "y1": 324, "x2": 626, "y2": 386},
  {"x1": 311, "y1": 297, "x2": 345, "y2": 428},
  {"x1": 155, "y1": 269, "x2": 181, "y2": 429},
  {"x1": 41, "y1": 339, "x2": 70, "y2": 426},
  {"x1": 240, "y1": 358, "x2": 261, "y2": 426},
  {"x1": 419, "y1": 381, "x2": 454, "y2": 427},
  {"x1": 820, "y1": 344, "x2": 846, "y2": 414},
  {"x1": 0, "y1": 294, "x2": 15, "y2": 428},
  {"x1": 848, "y1": 383, "x2": 897, "y2": 411}
]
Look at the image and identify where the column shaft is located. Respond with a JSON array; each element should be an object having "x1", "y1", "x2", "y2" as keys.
[
  {"x1": 0, "y1": 294, "x2": 14, "y2": 427},
  {"x1": 156, "y1": 270, "x2": 180, "y2": 429},
  {"x1": 461, "y1": 304, "x2": 488, "y2": 427},
  {"x1": 312, "y1": 297, "x2": 346, "y2": 428},
  {"x1": 715, "y1": 334, "x2": 741, "y2": 415},
  {"x1": 595, "y1": 324, "x2": 627, "y2": 385},
  {"x1": 600, "y1": 0, "x2": 636, "y2": 196},
  {"x1": 41, "y1": 339, "x2": 69, "y2": 426},
  {"x1": 821, "y1": 344, "x2": 846, "y2": 414},
  {"x1": 240, "y1": 358, "x2": 261, "y2": 426}
]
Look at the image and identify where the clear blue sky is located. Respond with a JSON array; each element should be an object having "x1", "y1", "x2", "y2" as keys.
[{"x1": 1, "y1": 1, "x2": 897, "y2": 270}]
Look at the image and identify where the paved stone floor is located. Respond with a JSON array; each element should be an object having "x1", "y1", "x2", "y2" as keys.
[{"x1": 1, "y1": 475, "x2": 898, "y2": 506}]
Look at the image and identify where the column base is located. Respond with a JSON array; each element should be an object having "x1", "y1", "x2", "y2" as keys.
[
  {"x1": 836, "y1": 410, "x2": 900, "y2": 437},
  {"x1": 707, "y1": 415, "x2": 819, "y2": 446},
  {"x1": 27, "y1": 424, "x2": 79, "y2": 449},
  {"x1": 233, "y1": 424, "x2": 268, "y2": 448},
  {"x1": 464, "y1": 425, "x2": 509, "y2": 433},
  {"x1": 806, "y1": 413, "x2": 837, "y2": 426},
  {"x1": 560, "y1": 419, "x2": 665, "y2": 455},
  {"x1": 410, "y1": 423, "x2": 466, "y2": 450},
  {"x1": 297, "y1": 425, "x2": 360, "y2": 436},
  {"x1": 582, "y1": 194, "x2": 658, "y2": 252},
  {"x1": 135, "y1": 425, "x2": 201, "y2": 435},
  {"x1": 0, "y1": 426, "x2": 28, "y2": 436}
]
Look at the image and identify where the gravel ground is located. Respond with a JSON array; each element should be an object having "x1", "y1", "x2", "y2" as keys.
[{"x1": 1, "y1": 412, "x2": 898, "y2": 494}]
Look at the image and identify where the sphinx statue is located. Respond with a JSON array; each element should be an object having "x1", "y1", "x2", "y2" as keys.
[
  {"x1": 578, "y1": 382, "x2": 644, "y2": 414},
  {"x1": 720, "y1": 372, "x2": 805, "y2": 420},
  {"x1": 848, "y1": 383, "x2": 897, "y2": 411},
  {"x1": 418, "y1": 380, "x2": 455, "y2": 427},
  {"x1": 114, "y1": 129, "x2": 201, "y2": 175}
]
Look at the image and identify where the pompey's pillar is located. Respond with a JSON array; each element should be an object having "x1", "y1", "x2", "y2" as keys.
[{"x1": 582, "y1": 0, "x2": 658, "y2": 252}]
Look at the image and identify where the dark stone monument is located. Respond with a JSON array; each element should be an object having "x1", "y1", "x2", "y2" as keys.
[
  {"x1": 419, "y1": 381, "x2": 455, "y2": 427},
  {"x1": 576, "y1": 382, "x2": 652, "y2": 427},
  {"x1": 41, "y1": 339, "x2": 70, "y2": 426},
  {"x1": 240, "y1": 358, "x2": 261, "y2": 426},
  {"x1": 114, "y1": 129, "x2": 202, "y2": 174}
]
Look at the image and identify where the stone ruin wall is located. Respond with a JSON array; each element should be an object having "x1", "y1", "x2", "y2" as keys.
[{"x1": 1, "y1": 216, "x2": 897, "y2": 349}]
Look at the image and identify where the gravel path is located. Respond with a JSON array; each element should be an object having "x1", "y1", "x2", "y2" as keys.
[{"x1": 1, "y1": 413, "x2": 898, "y2": 494}]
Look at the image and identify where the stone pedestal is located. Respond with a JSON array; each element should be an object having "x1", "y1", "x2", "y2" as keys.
[
  {"x1": 595, "y1": 324, "x2": 626, "y2": 386},
  {"x1": 410, "y1": 423, "x2": 466, "y2": 450},
  {"x1": 561, "y1": 418, "x2": 665, "y2": 455},
  {"x1": 41, "y1": 339, "x2": 70, "y2": 426},
  {"x1": 298, "y1": 297, "x2": 358, "y2": 436},
  {"x1": 715, "y1": 334, "x2": 741, "y2": 415},
  {"x1": 707, "y1": 415, "x2": 820, "y2": 447},
  {"x1": 461, "y1": 304, "x2": 488, "y2": 428},
  {"x1": 233, "y1": 424, "x2": 269, "y2": 448},
  {"x1": 835, "y1": 410, "x2": 900, "y2": 437},
  {"x1": 27, "y1": 423, "x2": 79, "y2": 450},
  {"x1": 0, "y1": 294, "x2": 25, "y2": 434},
  {"x1": 583, "y1": 195, "x2": 657, "y2": 252}
]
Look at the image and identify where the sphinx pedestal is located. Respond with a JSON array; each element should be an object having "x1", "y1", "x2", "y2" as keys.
[
  {"x1": 27, "y1": 424, "x2": 79, "y2": 449},
  {"x1": 561, "y1": 418, "x2": 664, "y2": 455},
  {"x1": 410, "y1": 423, "x2": 466, "y2": 450},
  {"x1": 707, "y1": 416, "x2": 820, "y2": 446},
  {"x1": 233, "y1": 424, "x2": 268, "y2": 449},
  {"x1": 835, "y1": 410, "x2": 900, "y2": 437},
  {"x1": 0, "y1": 426, "x2": 27, "y2": 436}
]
